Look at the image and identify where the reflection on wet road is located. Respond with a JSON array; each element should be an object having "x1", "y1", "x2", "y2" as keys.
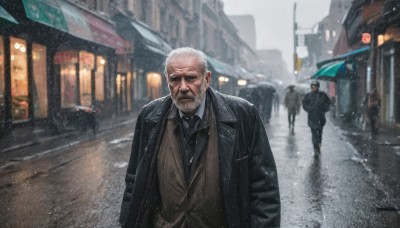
[{"x1": 0, "y1": 106, "x2": 399, "y2": 227}]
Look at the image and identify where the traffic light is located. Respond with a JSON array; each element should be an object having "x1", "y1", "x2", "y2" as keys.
[{"x1": 293, "y1": 53, "x2": 302, "y2": 73}]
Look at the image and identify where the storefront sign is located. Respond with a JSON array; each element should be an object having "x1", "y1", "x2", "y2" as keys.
[
  {"x1": 54, "y1": 51, "x2": 78, "y2": 64},
  {"x1": 79, "y1": 52, "x2": 94, "y2": 69},
  {"x1": 362, "y1": 33, "x2": 371, "y2": 44},
  {"x1": 82, "y1": 11, "x2": 128, "y2": 53},
  {"x1": 22, "y1": 0, "x2": 68, "y2": 32}
]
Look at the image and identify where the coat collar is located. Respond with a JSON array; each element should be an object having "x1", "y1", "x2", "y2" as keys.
[
  {"x1": 207, "y1": 88, "x2": 237, "y2": 124},
  {"x1": 144, "y1": 96, "x2": 173, "y2": 123}
]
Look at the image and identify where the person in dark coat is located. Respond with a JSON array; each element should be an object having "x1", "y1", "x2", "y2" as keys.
[
  {"x1": 119, "y1": 47, "x2": 280, "y2": 227},
  {"x1": 363, "y1": 88, "x2": 380, "y2": 134},
  {"x1": 259, "y1": 85, "x2": 276, "y2": 124},
  {"x1": 284, "y1": 85, "x2": 300, "y2": 130},
  {"x1": 302, "y1": 81, "x2": 331, "y2": 158}
]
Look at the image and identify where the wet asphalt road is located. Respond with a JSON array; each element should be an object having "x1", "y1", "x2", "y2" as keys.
[{"x1": 0, "y1": 105, "x2": 400, "y2": 227}]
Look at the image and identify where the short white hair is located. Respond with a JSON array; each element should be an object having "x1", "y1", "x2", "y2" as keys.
[{"x1": 164, "y1": 47, "x2": 208, "y2": 76}]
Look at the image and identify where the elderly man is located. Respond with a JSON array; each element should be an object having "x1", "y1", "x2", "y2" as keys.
[{"x1": 119, "y1": 47, "x2": 280, "y2": 227}]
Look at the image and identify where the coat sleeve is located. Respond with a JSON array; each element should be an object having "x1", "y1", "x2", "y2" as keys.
[
  {"x1": 248, "y1": 105, "x2": 281, "y2": 227},
  {"x1": 302, "y1": 93, "x2": 312, "y2": 112},
  {"x1": 119, "y1": 111, "x2": 144, "y2": 225},
  {"x1": 322, "y1": 93, "x2": 331, "y2": 112}
]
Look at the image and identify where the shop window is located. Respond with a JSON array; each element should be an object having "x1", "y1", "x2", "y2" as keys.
[
  {"x1": 10, "y1": 37, "x2": 28, "y2": 121},
  {"x1": 146, "y1": 72, "x2": 162, "y2": 100},
  {"x1": 116, "y1": 74, "x2": 121, "y2": 96},
  {"x1": 0, "y1": 36, "x2": 4, "y2": 124},
  {"x1": 132, "y1": 70, "x2": 138, "y2": 99},
  {"x1": 127, "y1": 72, "x2": 132, "y2": 111},
  {"x1": 79, "y1": 51, "x2": 94, "y2": 106},
  {"x1": 61, "y1": 63, "x2": 77, "y2": 108},
  {"x1": 95, "y1": 56, "x2": 105, "y2": 101},
  {"x1": 32, "y1": 43, "x2": 48, "y2": 119}
]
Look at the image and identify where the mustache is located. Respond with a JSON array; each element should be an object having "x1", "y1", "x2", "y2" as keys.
[{"x1": 176, "y1": 93, "x2": 195, "y2": 100}]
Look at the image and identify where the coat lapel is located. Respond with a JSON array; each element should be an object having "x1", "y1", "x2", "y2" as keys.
[
  {"x1": 166, "y1": 119, "x2": 186, "y2": 182},
  {"x1": 208, "y1": 89, "x2": 237, "y2": 191}
]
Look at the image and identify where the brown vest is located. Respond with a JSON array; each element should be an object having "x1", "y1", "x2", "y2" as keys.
[{"x1": 154, "y1": 105, "x2": 228, "y2": 228}]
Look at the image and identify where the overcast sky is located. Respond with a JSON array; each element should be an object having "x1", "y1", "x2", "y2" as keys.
[{"x1": 223, "y1": 0, "x2": 331, "y2": 72}]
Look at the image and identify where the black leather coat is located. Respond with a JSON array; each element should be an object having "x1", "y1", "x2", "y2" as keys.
[
  {"x1": 119, "y1": 88, "x2": 280, "y2": 228},
  {"x1": 302, "y1": 91, "x2": 331, "y2": 128}
]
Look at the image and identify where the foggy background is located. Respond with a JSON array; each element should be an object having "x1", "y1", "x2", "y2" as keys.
[{"x1": 223, "y1": 0, "x2": 331, "y2": 72}]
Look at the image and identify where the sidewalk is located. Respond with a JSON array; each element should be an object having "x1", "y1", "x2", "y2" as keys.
[
  {"x1": 0, "y1": 111, "x2": 139, "y2": 156},
  {"x1": 329, "y1": 115, "x2": 400, "y2": 210},
  {"x1": 330, "y1": 116, "x2": 400, "y2": 146}
]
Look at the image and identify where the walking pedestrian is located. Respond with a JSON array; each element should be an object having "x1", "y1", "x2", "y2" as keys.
[
  {"x1": 284, "y1": 85, "x2": 300, "y2": 130},
  {"x1": 259, "y1": 84, "x2": 276, "y2": 124},
  {"x1": 273, "y1": 92, "x2": 280, "y2": 115},
  {"x1": 119, "y1": 47, "x2": 280, "y2": 227},
  {"x1": 302, "y1": 81, "x2": 331, "y2": 158},
  {"x1": 363, "y1": 88, "x2": 380, "y2": 134}
]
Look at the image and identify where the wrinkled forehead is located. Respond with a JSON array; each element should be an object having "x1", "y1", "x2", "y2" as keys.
[{"x1": 167, "y1": 56, "x2": 201, "y2": 72}]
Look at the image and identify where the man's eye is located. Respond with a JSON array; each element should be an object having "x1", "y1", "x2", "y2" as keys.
[
  {"x1": 186, "y1": 76, "x2": 197, "y2": 82},
  {"x1": 170, "y1": 77, "x2": 179, "y2": 82}
]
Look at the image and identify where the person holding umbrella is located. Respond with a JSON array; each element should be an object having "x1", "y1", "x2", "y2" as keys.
[
  {"x1": 302, "y1": 81, "x2": 331, "y2": 158},
  {"x1": 284, "y1": 85, "x2": 300, "y2": 130}
]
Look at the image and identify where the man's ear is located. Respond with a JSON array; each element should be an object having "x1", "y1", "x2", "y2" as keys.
[{"x1": 205, "y1": 71, "x2": 211, "y2": 86}]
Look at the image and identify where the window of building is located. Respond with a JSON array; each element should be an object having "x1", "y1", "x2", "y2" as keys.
[
  {"x1": 55, "y1": 51, "x2": 79, "y2": 108},
  {"x1": 127, "y1": 72, "x2": 132, "y2": 111},
  {"x1": 10, "y1": 37, "x2": 29, "y2": 121},
  {"x1": 325, "y1": 29, "x2": 331, "y2": 41},
  {"x1": 79, "y1": 51, "x2": 94, "y2": 106},
  {"x1": 32, "y1": 43, "x2": 48, "y2": 119},
  {"x1": 60, "y1": 63, "x2": 77, "y2": 108},
  {"x1": 0, "y1": 36, "x2": 4, "y2": 124},
  {"x1": 146, "y1": 72, "x2": 161, "y2": 100},
  {"x1": 95, "y1": 56, "x2": 106, "y2": 101}
]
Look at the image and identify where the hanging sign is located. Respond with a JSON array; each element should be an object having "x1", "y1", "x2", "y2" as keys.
[{"x1": 362, "y1": 33, "x2": 371, "y2": 44}]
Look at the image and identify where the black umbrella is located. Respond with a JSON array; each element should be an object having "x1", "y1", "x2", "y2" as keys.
[{"x1": 258, "y1": 81, "x2": 276, "y2": 94}]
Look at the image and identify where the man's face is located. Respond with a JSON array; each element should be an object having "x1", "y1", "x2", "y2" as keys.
[
  {"x1": 311, "y1": 85, "x2": 318, "y2": 92},
  {"x1": 166, "y1": 56, "x2": 211, "y2": 116}
]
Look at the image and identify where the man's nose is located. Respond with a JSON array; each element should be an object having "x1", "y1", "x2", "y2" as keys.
[{"x1": 179, "y1": 78, "x2": 189, "y2": 92}]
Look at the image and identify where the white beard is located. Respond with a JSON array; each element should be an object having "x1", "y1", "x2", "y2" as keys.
[{"x1": 171, "y1": 79, "x2": 207, "y2": 114}]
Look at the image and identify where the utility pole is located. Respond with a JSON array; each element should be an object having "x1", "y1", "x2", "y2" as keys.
[{"x1": 293, "y1": 1, "x2": 298, "y2": 75}]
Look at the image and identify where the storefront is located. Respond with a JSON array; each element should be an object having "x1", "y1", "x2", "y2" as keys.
[
  {"x1": 206, "y1": 54, "x2": 239, "y2": 95},
  {"x1": 0, "y1": 0, "x2": 129, "y2": 137},
  {"x1": 376, "y1": 40, "x2": 400, "y2": 127},
  {"x1": 113, "y1": 13, "x2": 171, "y2": 105},
  {"x1": 0, "y1": 6, "x2": 19, "y2": 137},
  {"x1": 314, "y1": 47, "x2": 370, "y2": 122}
]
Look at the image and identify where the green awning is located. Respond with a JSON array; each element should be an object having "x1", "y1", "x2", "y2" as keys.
[
  {"x1": 0, "y1": 5, "x2": 18, "y2": 24},
  {"x1": 206, "y1": 55, "x2": 239, "y2": 78},
  {"x1": 312, "y1": 61, "x2": 345, "y2": 81},
  {"x1": 22, "y1": 0, "x2": 68, "y2": 32},
  {"x1": 131, "y1": 21, "x2": 171, "y2": 53}
]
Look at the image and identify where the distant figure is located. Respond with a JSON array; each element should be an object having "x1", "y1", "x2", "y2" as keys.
[
  {"x1": 259, "y1": 84, "x2": 276, "y2": 124},
  {"x1": 273, "y1": 92, "x2": 280, "y2": 115},
  {"x1": 284, "y1": 85, "x2": 300, "y2": 130},
  {"x1": 363, "y1": 88, "x2": 380, "y2": 134},
  {"x1": 302, "y1": 81, "x2": 331, "y2": 158}
]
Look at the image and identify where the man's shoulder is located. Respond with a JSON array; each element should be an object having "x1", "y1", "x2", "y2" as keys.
[
  {"x1": 218, "y1": 92, "x2": 254, "y2": 109},
  {"x1": 140, "y1": 95, "x2": 171, "y2": 115},
  {"x1": 319, "y1": 91, "x2": 330, "y2": 98}
]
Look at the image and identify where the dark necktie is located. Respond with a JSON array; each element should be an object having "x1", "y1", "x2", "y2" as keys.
[{"x1": 182, "y1": 115, "x2": 199, "y2": 139}]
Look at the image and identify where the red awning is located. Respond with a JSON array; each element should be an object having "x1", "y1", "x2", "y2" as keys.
[
  {"x1": 59, "y1": 1, "x2": 129, "y2": 54},
  {"x1": 81, "y1": 11, "x2": 130, "y2": 54}
]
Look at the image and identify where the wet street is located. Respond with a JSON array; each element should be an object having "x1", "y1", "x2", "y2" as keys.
[{"x1": 0, "y1": 106, "x2": 400, "y2": 227}]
